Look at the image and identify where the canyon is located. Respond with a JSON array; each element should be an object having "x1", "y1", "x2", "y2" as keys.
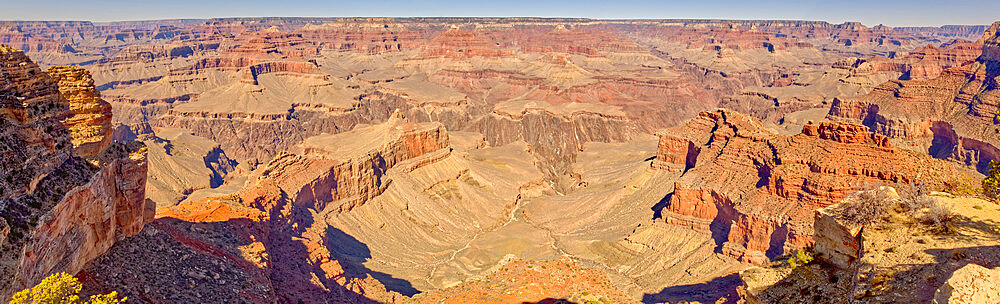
[{"x1": 1, "y1": 16, "x2": 998, "y2": 304}]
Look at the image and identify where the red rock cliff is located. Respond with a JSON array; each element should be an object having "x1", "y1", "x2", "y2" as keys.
[
  {"x1": 655, "y1": 109, "x2": 971, "y2": 264},
  {"x1": 16, "y1": 142, "x2": 152, "y2": 289},
  {"x1": 0, "y1": 46, "x2": 152, "y2": 296},
  {"x1": 827, "y1": 21, "x2": 1000, "y2": 175}
]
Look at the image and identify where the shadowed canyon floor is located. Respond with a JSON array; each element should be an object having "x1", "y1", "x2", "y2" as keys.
[{"x1": 2, "y1": 17, "x2": 1000, "y2": 304}]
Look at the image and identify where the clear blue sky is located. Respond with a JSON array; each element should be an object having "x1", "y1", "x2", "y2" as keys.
[{"x1": 1, "y1": 0, "x2": 997, "y2": 27}]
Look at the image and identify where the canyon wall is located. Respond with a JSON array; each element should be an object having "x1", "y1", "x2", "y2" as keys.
[
  {"x1": 0, "y1": 46, "x2": 151, "y2": 297},
  {"x1": 828, "y1": 22, "x2": 1000, "y2": 174},
  {"x1": 81, "y1": 113, "x2": 452, "y2": 303},
  {"x1": 654, "y1": 110, "x2": 973, "y2": 264},
  {"x1": 46, "y1": 65, "x2": 113, "y2": 157}
]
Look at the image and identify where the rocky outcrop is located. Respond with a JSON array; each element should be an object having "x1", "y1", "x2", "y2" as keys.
[
  {"x1": 828, "y1": 21, "x2": 1000, "y2": 174},
  {"x1": 0, "y1": 45, "x2": 72, "y2": 199},
  {"x1": 651, "y1": 133, "x2": 698, "y2": 171},
  {"x1": 263, "y1": 111, "x2": 450, "y2": 212},
  {"x1": 16, "y1": 142, "x2": 152, "y2": 290},
  {"x1": 738, "y1": 192, "x2": 1000, "y2": 304},
  {"x1": 0, "y1": 47, "x2": 152, "y2": 297},
  {"x1": 934, "y1": 264, "x2": 1000, "y2": 304},
  {"x1": 812, "y1": 204, "x2": 863, "y2": 269},
  {"x1": 654, "y1": 110, "x2": 973, "y2": 263},
  {"x1": 46, "y1": 65, "x2": 113, "y2": 157}
]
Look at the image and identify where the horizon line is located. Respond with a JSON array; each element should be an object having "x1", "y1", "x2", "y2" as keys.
[{"x1": 0, "y1": 16, "x2": 991, "y2": 28}]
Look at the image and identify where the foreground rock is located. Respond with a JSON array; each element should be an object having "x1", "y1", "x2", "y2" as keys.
[
  {"x1": 934, "y1": 264, "x2": 1000, "y2": 304},
  {"x1": 0, "y1": 46, "x2": 151, "y2": 297},
  {"x1": 740, "y1": 191, "x2": 1000, "y2": 303}
]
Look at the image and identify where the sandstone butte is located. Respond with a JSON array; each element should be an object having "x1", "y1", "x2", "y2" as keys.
[
  {"x1": 46, "y1": 65, "x2": 114, "y2": 158},
  {"x1": 652, "y1": 109, "x2": 976, "y2": 264},
  {"x1": 0, "y1": 45, "x2": 152, "y2": 297},
  {"x1": 829, "y1": 21, "x2": 1000, "y2": 175}
]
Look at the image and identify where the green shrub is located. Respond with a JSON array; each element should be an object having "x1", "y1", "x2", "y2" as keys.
[{"x1": 984, "y1": 160, "x2": 1000, "y2": 201}]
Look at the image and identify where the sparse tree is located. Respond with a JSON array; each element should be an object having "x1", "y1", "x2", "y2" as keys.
[
  {"x1": 983, "y1": 160, "x2": 1000, "y2": 201},
  {"x1": 835, "y1": 184, "x2": 896, "y2": 226}
]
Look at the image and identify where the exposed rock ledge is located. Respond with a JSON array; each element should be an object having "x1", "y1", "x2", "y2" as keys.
[{"x1": 653, "y1": 109, "x2": 973, "y2": 264}]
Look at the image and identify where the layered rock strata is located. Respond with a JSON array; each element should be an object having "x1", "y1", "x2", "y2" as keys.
[
  {"x1": 82, "y1": 113, "x2": 450, "y2": 303},
  {"x1": 828, "y1": 22, "x2": 1000, "y2": 173},
  {"x1": 46, "y1": 65, "x2": 113, "y2": 158},
  {"x1": 654, "y1": 109, "x2": 973, "y2": 263},
  {"x1": 0, "y1": 47, "x2": 151, "y2": 297}
]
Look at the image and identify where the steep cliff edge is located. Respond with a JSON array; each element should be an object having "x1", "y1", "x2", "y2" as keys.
[
  {"x1": 0, "y1": 46, "x2": 151, "y2": 297},
  {"x1": 45, "y1": 65, "x2": 113, "y2": 158},
  {"x1": 654, "y1": 109, "x2": 976, "y2": 264}
]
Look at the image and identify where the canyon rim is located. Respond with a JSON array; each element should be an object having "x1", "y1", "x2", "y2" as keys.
[{"x1": 2, "y1": 2, "x2": 1000, "y2": 303}]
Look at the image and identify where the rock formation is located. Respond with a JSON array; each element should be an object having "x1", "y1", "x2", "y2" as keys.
[
  {"x1": 16, "y1": 141, "x2": 151, "y2": 289},
  {"x1": 0, "y1": 17, "x2": 990, "y2": 303},
  {"x1": 142, "y1": 128, "x2": 238, "y2": 207},
  {"x1": 654, "y1": 109, "x2": 974, "y2": 263},
  {"x1": 934, "y1": 264, "x2": 1000, "y2": 304},
  {"x1": 828, "y1": 22, "x2": 1000, "y2": 174},
  {"x1": 739, "y1": 190, "x2": 1000, "y2": 303},
  {"x1": 46, "y1": 65, "x2": 113, "y2": 157},
  {"x1": 0, "y1": 46, "x2": 151, "y2": 297},
  {"x1": 811, "y1": 203, "x2": 864, "y2": 269},
  {"x1": 296, "y1": 18, "x2": 422, "y2": 53},
  {"x1": 81, "y1": 113, "x2": 452, "y2": 303}
]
